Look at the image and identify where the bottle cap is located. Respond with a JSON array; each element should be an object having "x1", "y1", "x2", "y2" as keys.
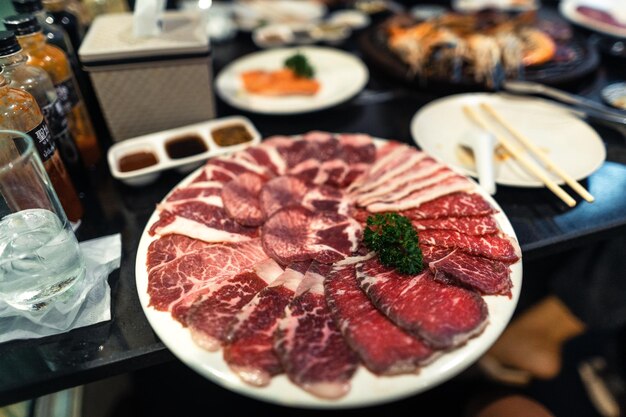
[
  {"x1": 3, "y1": 14, "x2": 42, "y2": 36},
  {"x1": 11, "y1": 0, "x2": 44, "y2": 14},
  {"x1": 0, "y1": 31, "x2": 23, "y2": 56}
]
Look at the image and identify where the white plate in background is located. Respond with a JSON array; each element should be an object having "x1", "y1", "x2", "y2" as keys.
[
  {"x1": 411, "y1": 93, "x2": 606, "y2": 188},
  {"x1": 233, "y1": 0, "x2": 326, "y2": 31},
  {"x1": 560, "y1": 0, "x2": 626, "y2": 39},
  {"x1": 215, "y1": 46, "x2": 369, "y2": 115}
]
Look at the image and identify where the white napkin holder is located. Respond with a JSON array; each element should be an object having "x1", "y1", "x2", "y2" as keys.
[{"x1": 78, "y1": 11, "x2": 215, "y2": 142}]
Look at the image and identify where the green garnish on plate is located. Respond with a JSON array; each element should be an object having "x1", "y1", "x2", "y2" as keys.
[
  {"x1": 363, "y1": 213, "x2": 424, "y2": 275},
  {"x1": 284, "y1": 52, "x2": 315, "y2": 79}
]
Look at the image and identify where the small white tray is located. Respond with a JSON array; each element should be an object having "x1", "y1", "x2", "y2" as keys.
[{"x1": 107, "y1": 116, "x2": 261, "y2": 186}]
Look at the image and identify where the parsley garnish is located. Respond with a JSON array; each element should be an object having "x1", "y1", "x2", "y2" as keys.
[
  {"x1": 284, "y1": 52, "x2": 315, "y2": 79},
  {"x1": 363, "y1": 213, "x2": 424, "y2": 275}
]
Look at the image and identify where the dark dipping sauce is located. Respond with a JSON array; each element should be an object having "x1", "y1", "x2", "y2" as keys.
[
  {"x1": 211, "y1": 124, "x2": 253, "y2": 147},
  {"x1": 119, "y1": 151, "x2": 158, "y2": 172},
  {"x1": 165, "y1": 135, "x2": 208, "y2": 159}
]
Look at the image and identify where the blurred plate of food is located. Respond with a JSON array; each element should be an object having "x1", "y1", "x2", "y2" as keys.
[
  {"x1": 560, "y1": 0, "x2": 626, "y2": 39},
  {"x1": 411, "y1": 93, "x2": 606, "y2": 187},
  {"x1": 233, "y1": 0, "x2": 327, "y2": 31},
  {"x1": 215, "y1": 46, "x2": 369, "y2": 114},
  {"x1": 251, "y1": 9, "x2": 371, "y2": 49},
  {"x1": 252, "y1": 21, "x2": 352, "y2": 48},
  {"x1": 358, "y1": 8, "x2": 599, "y2": 89},
  {"x1": 452, "y1": 0, "x2": 539, "y2": 12}
]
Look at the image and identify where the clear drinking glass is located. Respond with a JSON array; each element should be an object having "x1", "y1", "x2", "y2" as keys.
[{"x1": 0, "y1": 129, "x2": 85, "y2": 311}]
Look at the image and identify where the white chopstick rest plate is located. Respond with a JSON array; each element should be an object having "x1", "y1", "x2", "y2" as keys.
[
  {"x1": 480, "y1": 103, "x2": 595, "y2": 203},
  {"x1": 411, "y1": 93, "x2": 607, "y2": 188},
  {"x1": 463, "y1": 105, "x2": 577, "y2": 207}
]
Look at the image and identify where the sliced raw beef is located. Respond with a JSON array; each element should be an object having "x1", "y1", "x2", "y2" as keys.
[
  {"x1": 340, "y1": 162, "x2": 370, "y2": 188},
  {"x1": 429, "y1": 249, "x2": 512, "y2": 296},
  {"x1": 302, "y1": 131, "x2": 342, "y2": 161},
  {"x1": 191, "y1": 163, "x2": 237, "y2": 184},
  {"x1": 420, "y1": 244, "x2": 454, "y2": 264},
  {"x1": 336, "y1": 133, "x2": 376, "y2": 164},
  {"x1": 356, "y1": 151, "x2": 429, "y2": 195},
  {"x1": 376, "y1": 140, "x2": 405, "y2": 159},
  {"x1": 289, "y1": 159, "x2": 321, "y2": 182},
  {"x1": 289, "y1": 159, "x2": 351, "y2": 188},
  {"x1": 149, "y1": 200, "x2": 257, "y2": 243},
  {"x1": 221, "y1": 173, "x2": 266, "y2": 226},
  {"x1": 354, "y1": 158, "x2": 440, "y2": 204},
  {"x1": 208, "y1": 155, "x2": 272, "y2": 178},
  {"x1": 146, "y1": 236, "x2": 267, "y2": 324},
  {"x1": 367, "y1": 176, "x2": 475, "y2": 213},
  {"x1": 412, "y1": 215, "x2": 500, "y2": 236},
  {"x1": 347, "y1": 144, "x2": 414, "y2": 192},
  {"x1": 359, "y1": 169, "x2": 457, "y2": 206},
  {"x1": 303, "y1": 185, "x2": 348, "y2": 215},
  {"x1": 275, "y1": 262, "x2": 359, "y2": 399},
  {"x1": 420, "y1": 230, "x2": 520, "y2": 263},
  {"x1": 350, "y1": 206, "x2": 374, "y2": 226},
  {"x1": 325, "y1": 260, "x2": 436, "y2": 375},
  {"x1": 261, "y1": 176, "x2": 349, "y2": 218},
  {"x1": 187, "y1": 258, "x2": 284, "y2": 351},
  {"x1": 260, "y1": 176, "x2": 309, "y2": 218},
  {"x1": 262, "y1": 206, "x2": 361, "y2": 265},
  {"x1": 237, "y1": 145, "x2": 287, "y2": 176},
  {"x1": 270, "y1": 137, "x2": 321, "y2": 168},
  {"x1": 223, "y1": 262, "x2": 308, "y2": 387},
  {"x1": 146, "y1": 234, "x2": 207, "y2": 271},
  {"x1": 165, "y1": 181, "x2": 223, "y2": 203},
  {"x1": 401, "y1": 192, "x2": 497, "y2": 220},
  {"x1": 356, "y1": 257, "x2": 488, "y2": 349},
  {"x1": 316, "y1": 160, "x2": 350, "y2": 187}
]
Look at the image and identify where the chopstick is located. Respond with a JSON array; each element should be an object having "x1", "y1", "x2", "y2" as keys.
[
  {"x1": 462, "y1": 105, "x2": 577, "y2": 208},
  {"x1": 480, "y1": 103, "x2": 595, "y2": 203}
]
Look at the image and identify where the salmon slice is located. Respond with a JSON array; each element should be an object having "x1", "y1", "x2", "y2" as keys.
[{"x1": 241, "y1": 68, "x2": 320, "y2": 96}]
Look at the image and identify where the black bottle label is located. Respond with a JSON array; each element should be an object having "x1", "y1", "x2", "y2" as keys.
[
  {"x1": 42, "y1": 100, "x2": 82, "y2": 169},
  {"x1": 41, "y1": 99, "x2": 69, "y2": 137},
  {"x1": 55, "y1": 78, "x2": 80, "y2": 115},
  {"x1": 26, "y1": 120, "x2": 55, "y2": 163}
]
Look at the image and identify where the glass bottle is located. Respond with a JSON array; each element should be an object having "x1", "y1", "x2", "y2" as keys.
[
  {"x1": 41, "y1": 0, "x2": 86, "y2": 51},
  {"x1": 11, "y1": 0, "x2": 95, "y2": 141},
  {"x1": 3, "y1": 14, "x2": 100, "y2": 167},
  {"x1": 0, "y1": 73, "x2": 83, "y2": 223},
  {"x1": 0, "y1": 31, "x2": 87, "y2": 194},
  {"x1": 11, "y1": 0, "x2": 75, "y2": 60}
]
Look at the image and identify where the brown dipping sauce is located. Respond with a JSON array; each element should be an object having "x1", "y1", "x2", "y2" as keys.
[
  {"x1": 211, "y1": 124, "x2": 253, "y2": 147},
  {"x1": 119, "y1": 150, "x2": 158, "y2": 172},
  {"x1": 165, "y1": 135, "x2": 208, "y2": 159}
]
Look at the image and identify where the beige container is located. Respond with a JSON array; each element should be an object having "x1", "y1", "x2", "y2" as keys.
[{"x1": 78, "y1": 11, "x2": 215, "y2": 142}]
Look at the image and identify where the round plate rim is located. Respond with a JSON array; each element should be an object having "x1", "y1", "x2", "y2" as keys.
[
  {"x1": 410, "y1": 92, "x2": 607, "y2": 188},
  {"x1": 135, "y1": 136, "x2": 522, "y2": 408},
  {"x1": 560, "y1": 0, "x2": 626, "y2": 39},
  {"x1": 214, "y1": 46, "x2": 370, "y2": 115}
]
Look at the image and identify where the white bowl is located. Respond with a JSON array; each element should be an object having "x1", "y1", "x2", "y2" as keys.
[{"x1": 253, "y1": 24, "x2": 295, "y2": 48}]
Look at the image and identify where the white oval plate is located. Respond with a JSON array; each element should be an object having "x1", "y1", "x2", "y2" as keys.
[
  {"x1": 135, "y1": 138, "x2": 522, "y2": 408},
  {"x1": 215, "y1": 46, "x2": 369, "y2": 115},
  {"x1": 233, "y1": 0, "x2": 327, "y2": 31},
  {"x1": 560, "y1": 0, "x2": 626, "y2": 39},
  {"x1": 411, "y1": 93, "x2": 606, "y2": 188}
]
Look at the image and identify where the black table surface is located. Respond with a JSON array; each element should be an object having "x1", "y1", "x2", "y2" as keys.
[{"x1": 1, "y1": 8, "x2": 626, "y2": 408}]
